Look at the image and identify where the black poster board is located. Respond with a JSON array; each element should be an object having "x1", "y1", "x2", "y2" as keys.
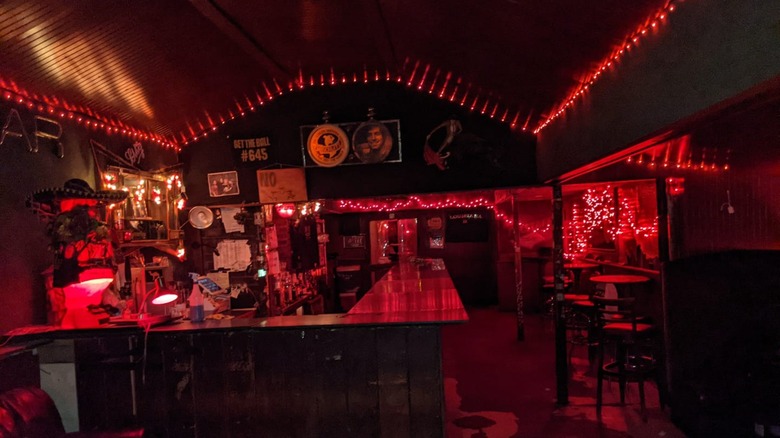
[{"x1": 445, "y1": 212, "x2": 488, "y2": 242}]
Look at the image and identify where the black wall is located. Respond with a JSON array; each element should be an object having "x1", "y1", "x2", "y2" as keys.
[
  {"x1": 180, "y1": 81, "x2": 536, "y2": 206},
  {"x1": 665, "y1": 251, "x2": 780, "y2": 437}
]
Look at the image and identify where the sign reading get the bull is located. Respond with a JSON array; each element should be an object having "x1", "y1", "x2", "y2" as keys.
[{"x1": 233, "y1": 135, "x2": 271, "y2": 165}]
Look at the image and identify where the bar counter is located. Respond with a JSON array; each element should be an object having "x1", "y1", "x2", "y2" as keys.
[{"x1": 30, "y1": 259, "x2": 467, "y2": 437}]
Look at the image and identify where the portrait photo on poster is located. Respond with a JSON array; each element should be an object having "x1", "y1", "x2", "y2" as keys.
[
  {"x1": 299, "y1": 119, "x2": 401, "y2": 167},
  {"x1": 208, "y1": 171, "x2": 240, "y2": 197},
  {"x1": 352, "y1": 121, "x2": 392, "y2": 164}
]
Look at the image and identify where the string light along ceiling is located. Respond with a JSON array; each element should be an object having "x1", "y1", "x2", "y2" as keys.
[
  {"x1": 534, "y1": 0, "x2": 681, "y2": 134},
  {"x1": 0, "y1": 1, "x2": 681, "y2": 151},
  {"x1": 0, "y1": 77, "x2": 177, "y2": 150},
  {"x1": 179, "y1": 58, "x2": 531, "y2": 146}
]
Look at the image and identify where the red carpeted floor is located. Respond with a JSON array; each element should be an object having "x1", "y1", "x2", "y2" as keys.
[{"x1": 442, "y1": 307, "x2": 688, "y2": 438}]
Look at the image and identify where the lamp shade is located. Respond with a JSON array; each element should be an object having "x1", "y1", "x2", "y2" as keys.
[{"x1": 275, "y1": 203, "x2": 295, "y2": 218}]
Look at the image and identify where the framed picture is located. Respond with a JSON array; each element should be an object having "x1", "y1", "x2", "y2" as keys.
[
  {"x1": 208, "y1": 171, "x2": 240, "y2": 197},
  {"x1": 352, "y1": 120, "x2": 393, "y2": 164},
  {"x1": 300, "y1": 119, "x2": 401, "y2": 167}
]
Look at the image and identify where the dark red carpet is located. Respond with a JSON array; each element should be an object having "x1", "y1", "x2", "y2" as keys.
[{"x1": 442, "y1": 307, "x2": 686, "y2": 438}]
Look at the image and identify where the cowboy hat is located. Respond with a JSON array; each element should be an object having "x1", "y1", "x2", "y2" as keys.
[{"x1": 29, "y1": 178, "x2": 128, "y2": 205}]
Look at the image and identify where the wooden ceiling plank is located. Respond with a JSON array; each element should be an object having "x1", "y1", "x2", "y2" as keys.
[{"x1": 188, "y1": 0, "x2": 292, "y2": 79}]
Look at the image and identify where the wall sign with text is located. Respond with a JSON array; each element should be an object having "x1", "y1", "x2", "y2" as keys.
[
  {"x1": 233, "y1": 135, "x2": 272, "y2": 166},
  {"x1": 257, "y1": 168, "x2": 308, "y2": 203}
]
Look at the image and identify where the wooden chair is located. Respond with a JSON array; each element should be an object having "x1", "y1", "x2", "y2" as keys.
[{"x1": 592, "y1": 296, "x2": 659, "y2": 420}]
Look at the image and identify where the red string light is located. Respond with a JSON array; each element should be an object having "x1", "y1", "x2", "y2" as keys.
[
  {"x1": 181, "y1": 58, "x2": 530, "y2": 146},
  {"x1": 0, "y1": 78, "x2": 178, "y2": 150},
  {"x1": 534, "y1": 0, "x2": 681, "y2": 134}
]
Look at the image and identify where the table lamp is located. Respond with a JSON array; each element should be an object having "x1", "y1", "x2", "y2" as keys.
[{"x1": 138, "y1": 273, "x2": 179, "y2": 317}]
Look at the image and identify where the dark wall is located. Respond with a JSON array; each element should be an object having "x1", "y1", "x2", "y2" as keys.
[
  {"x1": 665, "y1": 251, "x2": 780, "y2": 437},
  {"x1": 0, "y1": 103, "x2": 177, "y2": 331},
  {"x1": 180, "y1": 81, "x2": 536, "y2": 206},
  {"x1": 537, "y1": 0, "x2": 780, "y2": 181}
]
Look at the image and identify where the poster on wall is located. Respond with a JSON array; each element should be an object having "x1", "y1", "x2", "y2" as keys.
[
  {"x1": 208, "y1": 171, "x2": 240, "y2": 197},
  {"x1": 300, "y1": 119, "x2": 401, "y2": 167},
  {"x1": 257, "y1": 168, "x2": 308, "y2": 203},
  {"x1": 426, "y1": 215, "x2": 445, "y2": 249}
]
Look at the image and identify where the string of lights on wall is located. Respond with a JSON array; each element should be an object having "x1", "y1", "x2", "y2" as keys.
[
  {"x1": 180, "y1": 58, "x2": 530, "y2": 146},
  {"x1": 534, "y1": 0, "x2": 681, "y2": 134},
  {"x1": 0, "y1": 77, "x2": 177, "y2": 149},
  {"x1": 333, "y1": 188, "x2": 657, "y2": 256},
  {"x1": 564, "y1": 186, "x2": 658, "y2": 258},
  {"x1": 334, "y1": 195, "x2": 494, "y2": 212},
  {"x1": 621, "y1": 135, "x2": 731, "y2": 172}
]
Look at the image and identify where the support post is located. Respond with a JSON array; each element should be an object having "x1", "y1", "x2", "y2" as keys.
[{"x1": 552, "y1": 183, "x2": 568, "y2": 405}]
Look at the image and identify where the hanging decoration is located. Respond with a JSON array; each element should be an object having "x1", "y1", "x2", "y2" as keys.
[{"x1": 535, "y1": 0, "x2": 681, "y2": 134}]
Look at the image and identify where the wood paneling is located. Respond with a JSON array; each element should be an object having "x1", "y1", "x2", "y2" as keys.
[{"x1": 69, "y1": 325, "x2": 444, "y2": 437}]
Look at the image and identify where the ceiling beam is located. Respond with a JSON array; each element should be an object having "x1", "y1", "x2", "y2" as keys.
[
  {"x1": 370, "y1": 0, "x2": 400, "y2": 71},
  {"x1": 189, "y1": 0, "x2": 293, "y2": 79}
]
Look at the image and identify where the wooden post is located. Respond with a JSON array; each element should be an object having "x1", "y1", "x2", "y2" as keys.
[
  {"x1": 512, "y1": 192, "x2": 525, "y2": 341},
  {"x1": 552, "y1": 184, "x2": 568, "y2": 405}
]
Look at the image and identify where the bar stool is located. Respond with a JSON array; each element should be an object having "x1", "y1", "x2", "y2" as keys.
[
  {"x1": 563, "y1": 284, "x2": 601, "y2": 366},
  {"x1": 592, "y1": 296, "x2": 659, "y2": 420}
]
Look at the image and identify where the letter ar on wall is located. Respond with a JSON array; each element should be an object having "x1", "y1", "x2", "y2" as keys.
[{"x1": 0, "y1": 107, "x2": 64, "y2": 158}]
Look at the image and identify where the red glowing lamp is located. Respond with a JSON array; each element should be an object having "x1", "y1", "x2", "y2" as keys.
[
  {"x1": 275, "y1": 203, "x2": 296, "y2": 218},
  {"x1": 139, "y1": 274, "x2": 179, "y2": 316}
]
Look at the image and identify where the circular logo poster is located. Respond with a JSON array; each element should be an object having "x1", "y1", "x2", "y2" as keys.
[
  {"x1": 307, "y1": 124, "x2": 349, "y2": 167},
  {"x1": 352, "y1": 121, "x2": 392, "y2": 164}
]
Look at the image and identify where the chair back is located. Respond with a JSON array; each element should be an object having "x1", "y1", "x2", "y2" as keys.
[{"x1": 592, "y1": 296, "x2": 642, "y2": 335}]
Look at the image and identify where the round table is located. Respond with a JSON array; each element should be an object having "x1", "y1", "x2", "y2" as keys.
[
  {"x1": 589, "y1": 274, "x2": 650, "y2": 298},
  {"x1": 564, "y1": 262, "x2": 599, "y2": 293}
]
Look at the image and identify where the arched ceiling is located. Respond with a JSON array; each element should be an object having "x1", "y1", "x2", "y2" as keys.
[{"x1": 0, "y1": 0, "x2": 670, "y2": 146}]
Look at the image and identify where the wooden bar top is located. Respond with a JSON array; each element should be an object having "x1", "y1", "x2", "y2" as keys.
[
  {"x1": 348, "y1": 260, "x2": 467, "y2": 320},
  {"x1": 4, "y1": 260, "x2": 467, "y2": 341}
]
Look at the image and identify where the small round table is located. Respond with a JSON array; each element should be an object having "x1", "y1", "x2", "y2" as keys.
[
  {"x1": 564, "y1": 262, "x2": 599, "y2": 293},
  {"x1": 589, "y1": 274, "x2": 650, "y2": 298}
]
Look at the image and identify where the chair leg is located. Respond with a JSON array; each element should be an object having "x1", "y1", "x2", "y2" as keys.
[
  {"x1": 618, "y1": 363, "x2": 626, "y2": 405},
  {"x1": 616, "y1": 344, "x2": 627, "y2": 405},
  {"x1": 638, "y1": 378, "x2": 647, "y2": 422},
  {"x1": 596, "y1": 343, "x2": 604, "y2": 417}
]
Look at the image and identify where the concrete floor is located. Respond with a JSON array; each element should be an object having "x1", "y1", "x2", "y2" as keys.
[{"x1": 442, "y1": 307, "x2": 689, "y2": 438}]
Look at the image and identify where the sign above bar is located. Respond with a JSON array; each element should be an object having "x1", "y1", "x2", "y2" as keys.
[{"x1": 257, "y1": 168, "x2": 308, "y2": 203}]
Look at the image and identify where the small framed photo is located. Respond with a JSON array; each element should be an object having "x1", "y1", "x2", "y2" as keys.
[{"x1": 208, "y1": 171, "x2": 240, "y2": 197}]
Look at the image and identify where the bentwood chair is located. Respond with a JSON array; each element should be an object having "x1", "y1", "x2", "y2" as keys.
[{"x1": 592, "y1": 296, "x2": 659, "y2": 420}]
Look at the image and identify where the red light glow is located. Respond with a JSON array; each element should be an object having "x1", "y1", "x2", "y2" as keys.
[{"x1": 276, "y1": 203, "x2": 296, "y2": 218}]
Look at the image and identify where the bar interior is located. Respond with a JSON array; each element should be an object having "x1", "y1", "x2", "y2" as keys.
[{"x1": 0, "y1": 1, "x2": 779, "y2": 437}]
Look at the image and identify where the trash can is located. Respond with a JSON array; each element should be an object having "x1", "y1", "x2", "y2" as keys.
[
  {"x1": 336, "y1": 265, "x2": 361, "y2": 312},
  {"x1": 335, "y1": 265, "x2": 362, "y2": 293}
]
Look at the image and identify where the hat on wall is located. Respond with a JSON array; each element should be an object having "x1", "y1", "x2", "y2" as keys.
[{"x1": 29, "y1": 178, "x2": 128, "y2": 205}]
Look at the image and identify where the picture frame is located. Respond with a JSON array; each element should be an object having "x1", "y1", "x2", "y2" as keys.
[
  {"x1": 208, "y1": 171, "x2": 240, "y2": 197},
  {"x1": 300, "y1": 119, "x2": 402, "y2": 167}
]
